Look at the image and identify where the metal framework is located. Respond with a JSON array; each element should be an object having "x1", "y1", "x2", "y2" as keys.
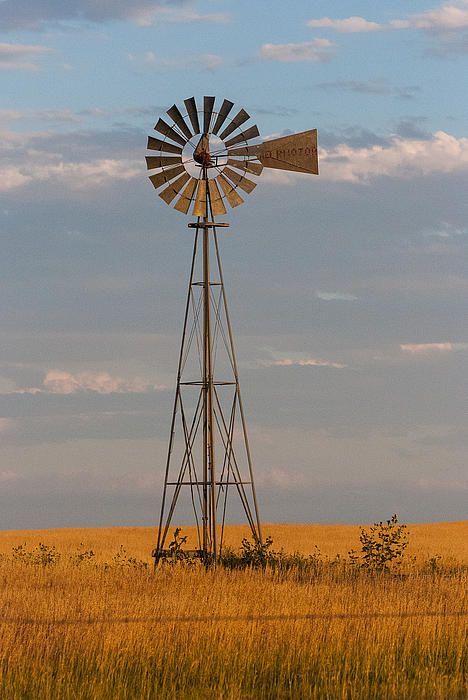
[{"x1": 154, "y1": 173, "x2": 262, "y2": 563}]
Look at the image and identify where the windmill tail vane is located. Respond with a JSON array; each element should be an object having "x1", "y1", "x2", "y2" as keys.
[{"x1": 147, "y1": 96, "x2": 318, "y2": 564}]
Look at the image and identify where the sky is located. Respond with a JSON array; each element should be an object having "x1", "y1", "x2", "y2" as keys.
[{"x1": 0, "y1": 0, "x2": 467, "y2": 529}]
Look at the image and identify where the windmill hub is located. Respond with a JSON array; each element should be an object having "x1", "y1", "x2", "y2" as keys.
[
  {"x1": 193, "y1": 134, "x2": 214, "y2": 167},
  {"x1": 188, "y1": 133, "x2": 228, "y2": 176}
]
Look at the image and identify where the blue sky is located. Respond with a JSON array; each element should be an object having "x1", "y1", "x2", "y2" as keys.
[{"x1": 0, "y1": 0, "x2": 467, "y2": 528}]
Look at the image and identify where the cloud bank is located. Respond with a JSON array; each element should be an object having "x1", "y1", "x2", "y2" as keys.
[
  {"x1": 400, "y1": 342, "x2": 468, "y2": 354},
  {"x1": 265, "y1": 357, "x2": 347, "y2": 369},
  {"x1": 0, "y1": 43, "x2": 51, "y2": 71},
  {"x1": 13, "y1": 370, "x2": 166, "y2": 395},
  {"x1": 260, "y1": 39, "x2": 334, "y2": 63},
  {"x1": 0, "y1": 0, "x2": 228, "y2": 31},
  {"x1": 3, "y1": 126, "x2": 468, "y2": 196},
  {"x1": 307, "y1": 3, "x2": 468, "y2": 33}
]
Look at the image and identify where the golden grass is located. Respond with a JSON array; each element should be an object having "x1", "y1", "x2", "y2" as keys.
[
  {"x1": 0, "y1": 522, "x2": 466, "y2": 699},
  {"x1": 0, "y1": 519, "x2": 467, "y2": 562}
]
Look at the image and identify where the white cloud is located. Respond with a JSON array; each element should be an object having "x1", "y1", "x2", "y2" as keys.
[
  {"x1": 14, "y1": 370, "x2": 166, "y2": 395},
  {"x1": 265, "y1": 357, "x2": 347, "y2": 369},
  {"x1": 307, "y1": 3, "x2": 468, "y2": 35},
  {"x1": 0, "y1": 418, "x2": 16, "y2": 435},
  {"x1": 129, "y1": 50, "x2": 223, "y2": 72},
  {"x1": 0, "y1": 42, "x2": 51, "y2": 71},
  {"x1": 401, "y1": 342, "x2": 454, "y2": 354},
  {"x1": 316, "y1": 291, "x2": 358, "y2": 301},
  {"x1": 406, "y1": 3, "x2": 468, "y2": 31},
  {"x1": 0, "y1": 0, "x2": 229, "y2": 32},
  {"x1": 317, "y1": 79, "x2": 420, "y2": 100},
  {"x1": 307, "y1": 16, "x2": 383, "y2": 33},
  {"x1": 400, "y1": 342, "x2": 468, "y2": 354},
  {"x1": 0, "y1": 469, "x2": 21, "y2": 482},
  {"x1": 262, "y1": 130, "x2": 468, "y2": 185},
  {"x1": 132, "y1": 6, "x2": 229, "y2": 26},
  {"x1": 423, "y1": 222, "x2": 467, "y2": 238},
  {"x1": 260, "y1": 39, "x2": 334, "y2": 63},
  {"x1": 320, "y1": 131, "x2": 468, "y2": 183},
  {"x1": 197, "y1": 53, "x2": 224, "y2": 71},
  {"x1": 4, "y1": 127, "x2": 468, "y2": 197},
  {"x1": 0, "y1": 158, "x2": 140, "y2": 193}
]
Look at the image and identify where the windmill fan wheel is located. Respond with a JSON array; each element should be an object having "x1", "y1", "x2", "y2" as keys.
[{"x1": 145, "y1": 96, "x2": 263, "y2": 216}]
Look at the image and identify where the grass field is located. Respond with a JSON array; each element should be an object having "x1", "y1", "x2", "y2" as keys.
[{"x1": 0, "y1": 522, "x2": 466, "y2": 699}]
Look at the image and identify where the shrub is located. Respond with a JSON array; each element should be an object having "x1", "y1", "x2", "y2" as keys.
[
  {"x1": 357, "y1": 514, "x2": 409, "y2": 571},
  {"x1": 11, "y1": 543, "x2": 61, "y2": 567}
]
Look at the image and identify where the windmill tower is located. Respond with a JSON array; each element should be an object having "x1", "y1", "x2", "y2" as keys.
[{"x1": 146, "y1": 96, "x2": 318, "y2": 563}]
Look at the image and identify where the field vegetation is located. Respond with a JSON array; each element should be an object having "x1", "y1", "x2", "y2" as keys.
[{"x1": 0, "y1": 520, "x2": 466, "y2": 699}]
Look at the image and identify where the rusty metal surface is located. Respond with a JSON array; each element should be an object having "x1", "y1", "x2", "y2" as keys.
[
  {"x1": 226, "y1": 144, "x2": 260, "y2": 157},
  {"x1": 222, "y1": 166, "x2": 257, "y2": 194},
  {"x1": 154, "y1": 118, "x2": 187, "y2": 146},
  {"x1": 174, "y1": 177, "x2": 198, "y2": 213},
  {"x1": 224, "y1": 124, "x2": 260, "y2": 148},
  {"x1": 149, "y1": 164, "x2": 185, "y2": 189},
  {"x1": 193, "y1": 179, "x2": 207, "y2": 216},
  {"x1": 219, "y1": 108, "x2": 250, "y2": 141},
  {"x1": 216, "y1": 173, "x2": 244, "y2": 207},
  {"x1": 145, "y1": 155, "x2": 182, "y2": 170},
  {"x1": 203, "y1": 96, "x2": 215, "y2": 134},
  {"x1": 147, "y1": 136, "x2": 183, "y2": 155},
  {"x1": 208, "y1": 180, "x2": 227, "y2": 216},
  {"x1": 167, "y1": 104, "x2": 193, "y2": 140},
  {"x1": 193, "y1": 134, "x2": 212, "y2": 167},
  {"x1": 159, "y1": 172, "x2": 191, "y2": 204},
  {"x1": 184, "y1": 96, "x2": 200, "y2": 135},
  {"x1": 257, "y1": 129, "x2": 318, "y2": 174},
  {"x1": 212, "y1": 99, "x2": 234, "y2": 135},
  {"x1": 227, "y1": 158, "x2": 263, "y2": 176}
]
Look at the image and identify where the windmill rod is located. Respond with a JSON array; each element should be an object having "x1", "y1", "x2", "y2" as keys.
[{"x1": 202, "y1": 167, "x2": 218, "y2": 563}]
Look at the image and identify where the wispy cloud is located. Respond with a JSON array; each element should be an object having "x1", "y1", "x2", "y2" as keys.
[
  {"x1": 0, "y1": 0, "x2": 229, "y2": 32},
  {"x1": 317, "y1": 79, "x2": 420, "y2": 100},
  {"x1": 320, "y1": 130, "x2": 468, "y2": 183},
  {"x1": 306, "y1": 3, "x2": 468, "y2": 55},
  {"x1": 11, "y1": 370, "x2": 166, "y2": 395},
  {"x1": 129, "y1": 50, "x2": 223, "y2": 72},
  {"x1": 259, "y1": 130, "x2": 468, "y2": 185},
  {"x1": 316, "y1": 291, "x2": 358, "y2": 301},
  {"x1": 400, "y1": 342, "x2": 468, "y2": 354},
  {"x1": 260, "y1": 39, "x2": 334, "y2": 63},
  {"x1": 0, "y1": 158, "x2": 140, "y2": 193},
  {"x1": 307, "y1": 16, "x2": 382, "y2": 33},
  {"x1": 307, "y1": 3, "x2": 468, "y2": 33},
  {"x1": 422, "y1": 222, "x2": 467, "y2": 238},
  {"x1": 0, "y1": 469, "x2": 21, "y2": 482},
  {"x1": 0, "y1": 418, "x2": 16, "y2": 435},
  {"x1": 135, "y1": 6, "x2": 229, "y2": 26},
  {"x1": 400, "y1": 2, "x2": 468, "y2": 31},
  {"x1": 0, "y1": 42, "x2": 51, "y2": 71},
  {"x1": 264, "y1": 357, "x2": 347, "y2": 369}
]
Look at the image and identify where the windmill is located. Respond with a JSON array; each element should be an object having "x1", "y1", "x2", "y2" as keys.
[{"x1": 147, "y1": 96, "x2": 318, "y2": 564}]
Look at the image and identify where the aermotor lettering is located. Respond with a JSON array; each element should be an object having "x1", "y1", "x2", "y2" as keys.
[{"x1": 262, "y1": 146, "x2": 316, "y2": 161}]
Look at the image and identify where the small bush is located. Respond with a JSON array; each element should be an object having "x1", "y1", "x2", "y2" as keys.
[
  {"x1": 11, "y1": 543, "x2": 61, "y2": 568},
  {"x1": 71, "y1": 544, "x2": 95, "y2": 566},
  {"x1": 110, "y1": 545, "x2": 149, "y2": 571},
  {"x1": 357, "y1": 514, "x2": 409, "y2": 571}
]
